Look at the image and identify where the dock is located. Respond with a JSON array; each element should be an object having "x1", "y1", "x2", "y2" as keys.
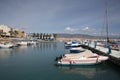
[{"x1": 80, "y1": 43, "x2": 120, "y2": 66}]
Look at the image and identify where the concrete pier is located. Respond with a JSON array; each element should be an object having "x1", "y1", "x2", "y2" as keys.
[{"x1": 80, "y1": 43, "x2": 120, "y2": 66}]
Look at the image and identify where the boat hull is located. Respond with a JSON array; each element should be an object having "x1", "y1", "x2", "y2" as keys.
[
  {"x1": 0, "y1": 43, "x2": 14, "y2": 48},
  {"x1": 65, "y1": 45, "x2": 80, "y2": 49},
  {"x1": 70, "y1": 49, "x2": 85, "y2": 53},
  {"x1": 57, "y1": 61, "x2": 100, "y2": 66},
  {"x1": 56, "y1": 56, "x2": 108, "y2": 66}
]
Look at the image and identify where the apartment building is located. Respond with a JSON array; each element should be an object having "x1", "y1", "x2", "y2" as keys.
[{"x1": 0, "y1": 24, "x2": 26, "y2": 38}]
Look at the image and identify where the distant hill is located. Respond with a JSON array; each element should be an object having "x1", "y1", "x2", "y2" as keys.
[
  {"x1": 57, "y1": 33, "x2": 98, "y2": 39},
  {"x1": 56, "y1": 33, "x2": 119, "y2": 39}
]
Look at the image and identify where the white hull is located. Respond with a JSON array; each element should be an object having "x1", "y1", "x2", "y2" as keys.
[
  {"x1": 27, "y1": 41, "x2": 37, "y2": 45},
  {"x1": 70, "y1": 47, "x2": 86, "y2": 53},
  {"x1": 57, "y1": 55, "x2": 108, "y2": 66},
  {"x1": 57, "y1": 50, "x2": 108, "y2": 66},
  {"x1": 17, "y1": 41, "x2": 28, "y2": 46},
  {"x1": 0, "y1": 43, "x2": 14, "y2": 48}
]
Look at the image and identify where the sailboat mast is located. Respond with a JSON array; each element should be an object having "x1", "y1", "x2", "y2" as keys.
[{"x1": 105, "y1": 0, "x2": 109, "y2": 42}]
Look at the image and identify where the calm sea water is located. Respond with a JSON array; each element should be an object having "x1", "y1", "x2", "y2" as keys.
[{"x1": 0, "y1": 42, "x2": 120, "y2": 80}]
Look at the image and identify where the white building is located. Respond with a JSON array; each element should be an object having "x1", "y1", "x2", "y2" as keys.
[
  {"x1": 0, "y1": 25, "x2": 11, "y2": 36},
  {"x1": 0, "y1": 24, "x2": 26, "y2": 38}
]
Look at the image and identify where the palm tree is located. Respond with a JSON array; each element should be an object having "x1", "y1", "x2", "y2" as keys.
[
  {"x1": 53, "y1": 33, "x2": 57, "y2": 40},
  {"x1": 36, "y1": 33, "x2": 39, "y2": 38},
  {"x1": 21, "y1": 31, "x2": 25, "y2": 37},
  {"x1": 49, "y1": 34, "x2": 51, "y2": 40},
  {"x1": 3, "y1": 32, "x2": 7, "y2": 38},
  {"x1": 40, "y1": 33, "x2": 42, "y2": 39},
  {"x1": 32, "y1": 33, "x2": 36, "y2": 37},
  {"x1": 46, "y1": 33, "x2": 48, "y2": 40},
  {"x1": 14, "y1": 30, "x2": 19, "y2": 37},
  {"x1": 43, "y1": 33, "x2": 45, "y2": 40},
  {"x1": 22, "y1": 31, "x2": 25, "y2": 33},
  {"x1": 9, "y1": 28, "x2": 14, "y2": 37},
  {"x1": 0, "y1": 30, "x2": 3, "y2": 38}
]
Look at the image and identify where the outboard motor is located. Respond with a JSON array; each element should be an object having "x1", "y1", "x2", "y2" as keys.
[{"x1": 55, "y1": 54, "x2": 65, "y2": 61}]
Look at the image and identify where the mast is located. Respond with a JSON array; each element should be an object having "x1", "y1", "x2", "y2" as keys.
[{"x1": 105, "y1": 0, "x2": 109, "y2": 42}]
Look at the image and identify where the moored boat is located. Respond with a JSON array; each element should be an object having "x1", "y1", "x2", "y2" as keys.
[
  {"x1": 17, "y1": 41, "x2": 28, "y2": 46},
  {"x1": 70, "y1": 47, "x2": 86, "y2": 53},
  {"x1": 64, "y1": 41, "x2": 81, "y2": 49},
  {"x1": 27, "y1": 40, "x2": 37, "y2": 45},
  {"x1": 97, "y1": 42, "x2": 105, "y2": 47},
  {"x1": 57, "y1": 55, "x2": 108, "y2": 66},
  {"x1": 56, "y1": 50, "x2": 108, "y2": 66},
  {"x1": 0, "y1": 42, "x2": 14, "y2": 48}
]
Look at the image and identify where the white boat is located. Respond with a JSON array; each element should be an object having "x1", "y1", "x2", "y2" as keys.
[
  {"x1": 57, "y1": 55, "x2": 108, "y2": 66},
  {"x1": 97, "y1": 42, "x2": 105, "y2": 47},
  {"x1": 17, "y1": 41, "x2": 28, "y2": 46},
  {"x1": 56, "y1": 50, "x2": 108, "y2": 66},
  {"x1": 27, "y1": 40, "x2": 37, "y2": 45},
  {"x1": 65, "y1": 41, "x2": 81, "y2": 49},
  {"x1": 70, "y1": 47, "x2": 86, "y2": 53},
  {"x1": 65, "y1": 41, "x2": 72, "y2": 45},
  {"x1": 0, "y1": 42, "x2": 14, "y2": 48}
]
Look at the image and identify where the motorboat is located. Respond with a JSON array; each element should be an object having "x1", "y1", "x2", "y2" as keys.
[
  {"x1": 70, "y1": 47, "x2": 86, "y2": 53},
  {"x1": 64, "y1": 41, "x2": 81, "y2": 49},
  {"x1": 0, "y1": 42, "x2": 14, "y2": 48},
  {"x1": 56, "y1": 50, "x2": 108, "y2": 66},
  {"x1": 17, "y1": 41, "x2": 28, "y2": 46},
  {"x1": 27, "y1": 40, "x2": 37, "y2": 45}
]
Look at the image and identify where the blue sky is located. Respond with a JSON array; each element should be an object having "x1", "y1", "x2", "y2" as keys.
[{"x1": 0, "y1": 0, "x2": 120, "y2": 36}]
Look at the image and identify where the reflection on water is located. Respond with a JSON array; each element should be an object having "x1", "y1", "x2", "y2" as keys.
[
  {"x1": 0, "y1": 48, "x2": 13, "y2": 59},
  {"x1": 0, "y1": 42, "x2": 120, "y2": 80},
  {"x1": 56, "y1": 64, "x2": 108, "y2": 79},
  {"x1": 30, "y1": 42, "x2": 58, "y2": 52},
  {"x1": 38, "y1": 42, "x2": 57, "y2": 50},
  {"x1": 0, "y1": 46, "x2": 28, "y2": 59},
  {"x1": 0, "y1": 42, "x2": 58, "y2": 59}
]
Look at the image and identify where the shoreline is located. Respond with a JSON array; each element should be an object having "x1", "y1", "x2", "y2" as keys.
[
  {"x1": 56, "y1": 37, "x2": 120, "y2": 42},
  {"x1": 0, "y1": 37, "x2": 120, "y2": 43},
  {"x1": 0, "y1": 38, "x2": 11, "y2": 42}
]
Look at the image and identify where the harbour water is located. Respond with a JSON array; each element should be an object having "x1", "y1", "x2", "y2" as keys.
[{"x1": 0, "y1": 42, "x2": 120, "y2": 80}]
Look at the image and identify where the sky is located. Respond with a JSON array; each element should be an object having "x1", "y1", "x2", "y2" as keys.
[{"x1": 0, "y1": 0, "x2": 120, "y2": 36}]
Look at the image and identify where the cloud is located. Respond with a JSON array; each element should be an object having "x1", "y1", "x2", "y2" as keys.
[
  {"x1": 82, "y1": 27, "x2": 96, "y2": 33},
  {"x1": 82, "y1": 27, "x2": 89, "y2": 31},
  {"x1": 64, "y1": 27, "x2": 78, "y2": 32},
  {"x1": 64, "y1": 26, "x2": 97, "y2": 34}
]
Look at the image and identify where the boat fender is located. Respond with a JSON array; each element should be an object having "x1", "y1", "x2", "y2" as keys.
[
  {"x1": 60, "y1": 59, "x2": 62, "y2": 62},
  {"x1": 70, "y1": 61, "x2": 72, "y2": 64},
  {"x1": 97, "y1": 55, "x2": 99, "y2": 58},
  {"x1": 55, "y1": 57, "x2": 59, "y2": 61},
  {"x1": 96, "y1": 56, "x2": 99, "y2": 63},
  {"x1": 70, "y1": 61, "x2": 75, "y2": 64}
]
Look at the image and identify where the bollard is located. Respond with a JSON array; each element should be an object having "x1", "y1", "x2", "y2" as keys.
[
  {"x1": 108, "y1": 45, "x2": 112, "y2": 54},
  {"x1": 94, "y1": 41, "x2": 97, "y2": 48},
  {"x1": 88, "y1": 41, "x2": 89, "y2": 47}
]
